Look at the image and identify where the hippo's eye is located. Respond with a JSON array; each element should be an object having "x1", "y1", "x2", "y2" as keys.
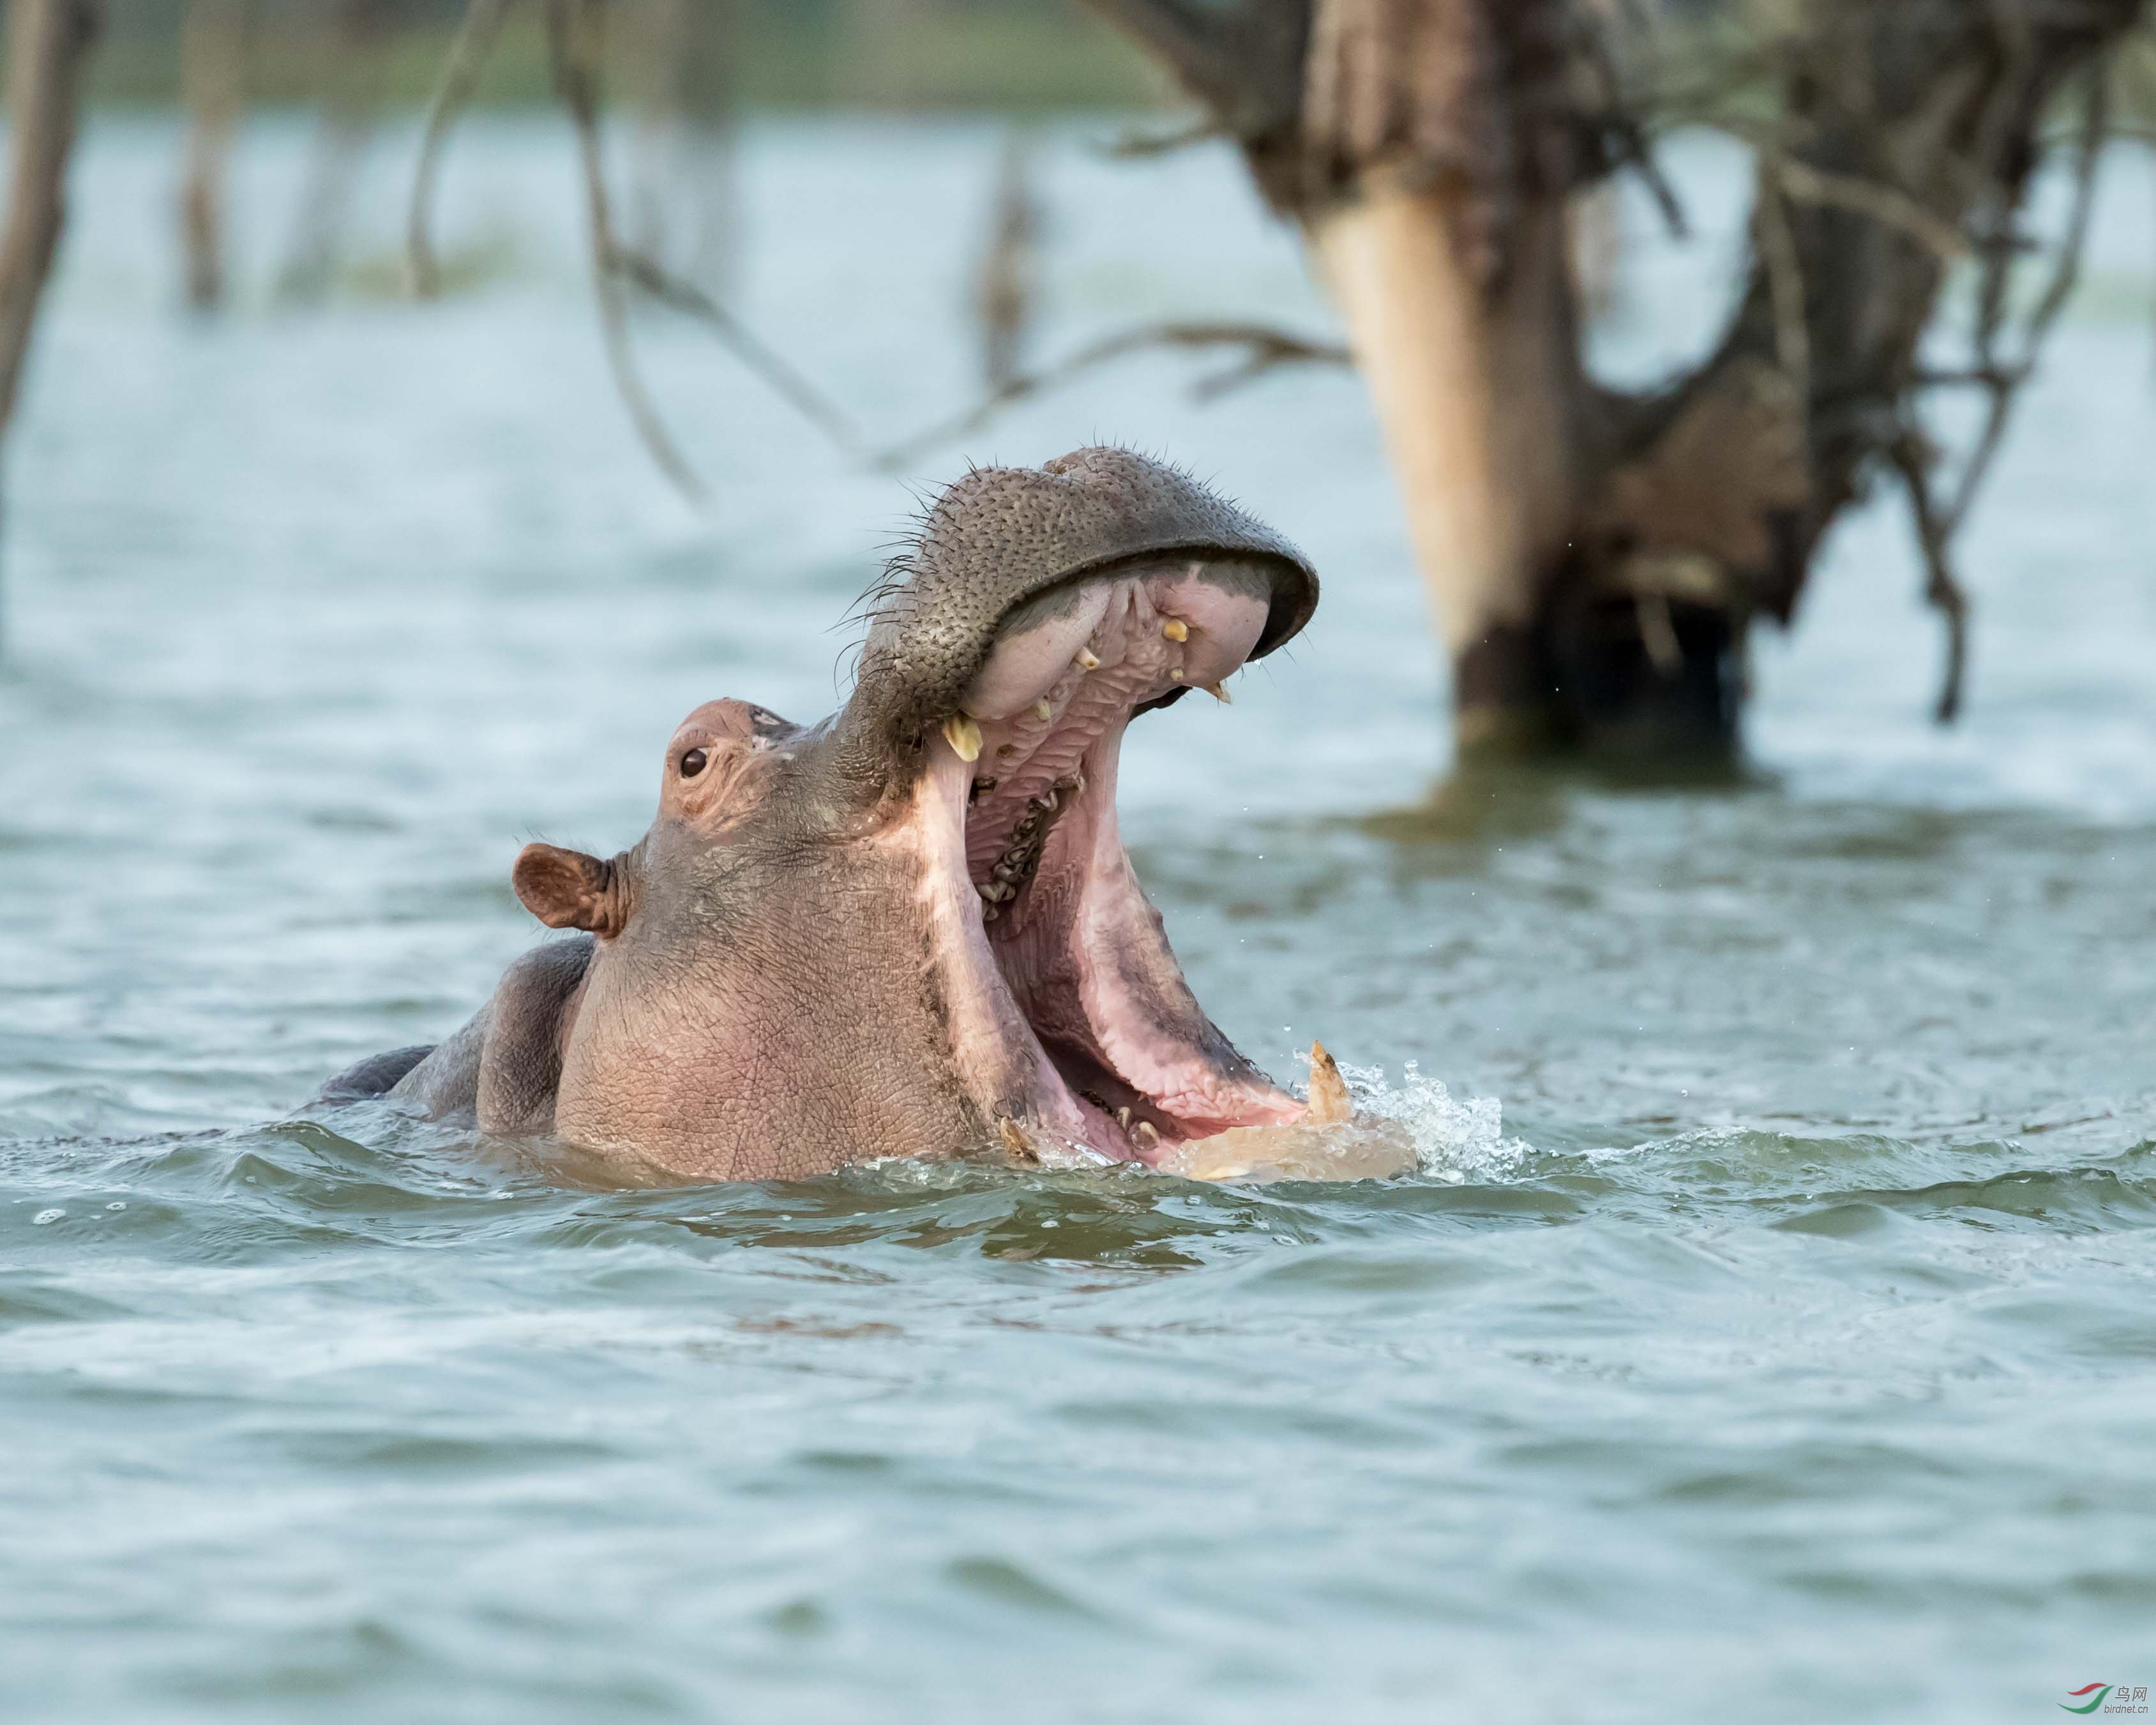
[{"x1": 679, "y1": 748, "x2": 708, "y2": 778}]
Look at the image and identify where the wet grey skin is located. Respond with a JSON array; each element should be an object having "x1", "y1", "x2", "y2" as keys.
[{"x1": 313, "y1": 448, "x2": 1320, "y2": 1181}]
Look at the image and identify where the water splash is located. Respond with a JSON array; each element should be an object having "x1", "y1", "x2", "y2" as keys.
[
  {"x1": 1149, "y1": 1057, "x2": 1528, "y2": 1185},
  {"x1": 1331, "y1": 1057, "x2": 1530, "y2": 1184}
]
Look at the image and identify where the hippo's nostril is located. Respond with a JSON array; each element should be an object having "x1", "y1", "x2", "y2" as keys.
[{"x1": 679, "y1": 749, "x2": 708, "y2": 778}]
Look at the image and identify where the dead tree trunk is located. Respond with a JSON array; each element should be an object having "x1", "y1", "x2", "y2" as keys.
[
  {"x1": 0, "y1": 0, "x2": 99, "y2": 645},
  {"x1": 0, "y1": 0, "x2": 97, "y2": 433},
  {"x1": 1083, "y1": 0, "x2": 2150, "y2": 757},
  {"x1": 178, "y1": 0, "x2": 246, "y2": 311}
]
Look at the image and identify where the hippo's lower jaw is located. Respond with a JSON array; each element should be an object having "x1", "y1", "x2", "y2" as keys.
[{"x1": 911, "y1": 555, "x2": 1308, "y2": 1164}]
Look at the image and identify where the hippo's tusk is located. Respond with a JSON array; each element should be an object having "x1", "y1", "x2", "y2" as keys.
[
  {"x1": 1306, "y1": 1041, "x2": 1353, "y2": 1124},
  {"x1": 942, "y1": 714, "x2": 983, "y2": 762},
  {"x1": 1076, "y1": 649, "x2": 1101, "y2": 672},
  {"x1": 998, "y1": 1117, "x2": 1040, "y2": 1166},
  {"x1": 1161, "y1": 618, "x2": 1189, "y2": 642},
  {"x1": 1203, "y1": 681, "x2": 1232, "y2": 704},
  {"x1": 1034, "y1": 698, "x2": 1053, "y2": 721}
]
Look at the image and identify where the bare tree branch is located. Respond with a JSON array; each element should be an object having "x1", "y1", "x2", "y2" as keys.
[
  {"x1": 1579, "y1": 9, "x2": 1688, "y2": 238},
  {"x1": 608, "y1": 246, "x2": 866, "y2": 461},
  {"x1": 1944, "y1": 59, "x2": 2110, "y2": 539},
  {"x1": 1888, "y1": 430, "x2": 1971, "y2": 725},
  {"x1": 409, "y1": 0, "x2": 520, "y2": 300},
  {"x1": 874, "y1": 320, "x2": 1350, "y2": 472},
  {"x1": 1092, "y1": 117, "x2": 1226, "y2": 160},
  {"x1": 548, "y1": 0, "x2": 705, "y2": 504},
  {"x1": 1768, "y1": 154, "x2": 1973, "y2": 262},
  {"x1": 412, "y1": 0, "x2": 860, "y2": 491}
]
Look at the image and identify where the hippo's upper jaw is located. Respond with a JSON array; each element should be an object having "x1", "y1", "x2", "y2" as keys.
[{"x1": 340, "y1": 449, "x2": 1322, "y2": 1182}]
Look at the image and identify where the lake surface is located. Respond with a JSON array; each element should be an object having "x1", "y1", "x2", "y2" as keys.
[{"x1": 3, "y1": 114, "x2": 2154, "y2": 1722}]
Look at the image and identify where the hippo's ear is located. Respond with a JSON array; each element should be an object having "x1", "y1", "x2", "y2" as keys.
[{"x1": 513, "y1": 843, "x2": 628, "y2": 938}]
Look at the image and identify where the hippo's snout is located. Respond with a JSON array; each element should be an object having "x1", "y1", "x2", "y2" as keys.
[{"x1": 836, "y1": 446, "x2": 1316, "y2": 788}]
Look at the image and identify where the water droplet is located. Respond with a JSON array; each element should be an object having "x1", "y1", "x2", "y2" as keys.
[
  {"x1": 32, "y1": 1209, "x2": 64, "y2": 1226},
  {"x1": 1041, "y1": 1219, "x2": 1059, "y2": 1229},
  {"x1": 106, "y1": 1201, "x2": 126, "y2": 1211}
]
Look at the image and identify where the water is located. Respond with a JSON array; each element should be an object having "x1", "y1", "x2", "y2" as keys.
[{"x1": 3, "y1": 114, "x2": 2155, "y2": 1722}]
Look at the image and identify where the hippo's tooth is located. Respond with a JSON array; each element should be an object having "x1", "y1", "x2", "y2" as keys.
[
  {"x1": 942, "y1": 714, "x2": 983, "y2": 762},
  {"x1": 1204, "y1": 682, "x2": 1232, "y2": 704},
  {"x1": 1306, "y1": 1041, "x2": 1353, "y2": 1124},
  {"x1": 999, "y1": 1117, "x2": 1039, "y2": 1165},
  {"x1": 1076, "y1": 649, "x2": 1101, "y2": 672},
  {"x1": 1132, "y1": 1121, "x2": 1159, "y2": 1150},
  {"x1": 1034, "y1": 698, "x2": 1053, "y2": 721},
  {"x1": 974, "y1": 776, "x2": 997, "y2": 794},
  {"x1": 1162, "y1": 618, "x2": 1189, "y2": 642},
  {"x1": 1115, "y1": 1106, "x2": 1131, "y2": 1131},
  {"x1": 1170, "y1": 668, "x2": 1184, "y2": 682}
]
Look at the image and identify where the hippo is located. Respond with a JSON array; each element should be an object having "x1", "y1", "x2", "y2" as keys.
[{"x1": 316, "y1": 448, "x2": 1332, "y2": 1181}]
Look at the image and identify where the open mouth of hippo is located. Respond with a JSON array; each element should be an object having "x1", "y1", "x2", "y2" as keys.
[{"x1": 907, "y1": 551, "x2": 1313, "y2": 1164}]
